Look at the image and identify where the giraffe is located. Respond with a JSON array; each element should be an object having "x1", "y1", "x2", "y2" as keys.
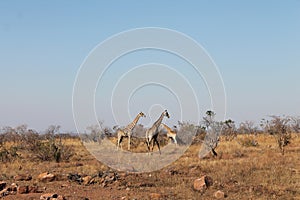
[
  {"x1": 159, "y1": 123, "x2": 178, "y2": 145},
  {"x1": 146, "y1": 110, "x2": 170, "y2": 154},
  {"x1": 116, "y1": 112, "x2": 146, "y2": 150}
]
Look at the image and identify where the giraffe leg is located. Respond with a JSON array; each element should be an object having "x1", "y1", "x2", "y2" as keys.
[
  {"x1": 146, "y1": 135, "x2": 152, "y2": 153},
  {"x1": 173, "y1": 137, "x2": 178, "y2": 146},
  {"x1": 117, "y1": 132, "x2": 121, "y2": 150},
  {"x1": 147, "y1": 138, "x2": 151, "y2": 152},
  {"x1": 151, "y1": 137, "x2": 156, "y2": 152},
  {"x1": 154, "y1": 137, "x2": 161, "y2": 154},
  {"x1": 128, "y1": 134, "x2": 131, "y2": 151},
  {"x1": 146, "y1": 139, "x2": 151, "y2": 154},
  {"x1": 212, "y1": 148, "x2": 218, "y2": 156}
]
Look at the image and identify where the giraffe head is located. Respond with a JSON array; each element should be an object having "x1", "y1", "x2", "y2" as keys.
[
  {"x1": 164, "y1": 110, "x2": 170, "y2": 118},
  {"x1": 173, "y1": 125, "x2": 178, "y2": 133},
  {"x1": 139, "y1": 112, "x2": 146, "y2": 118}
]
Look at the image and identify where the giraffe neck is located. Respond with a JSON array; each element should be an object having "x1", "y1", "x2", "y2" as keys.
[
  {"x1": 153, "y1": 113, "x2": 165, "y2": 129},
  {"x1": 162, "y1": 124, "x2": 172, "y2": 132},
  {"x1": 126, "y1": 114, "x2": 141, "y2": 131}
]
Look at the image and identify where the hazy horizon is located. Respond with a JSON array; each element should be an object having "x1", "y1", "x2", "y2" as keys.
[{"x1": 1, "y1": 1, "x2": 299, "y2": 132}]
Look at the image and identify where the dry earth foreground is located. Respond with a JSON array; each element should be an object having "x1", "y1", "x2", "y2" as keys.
[{"x1": 0, "y1": 134, "x2": 300, "y2": 200}]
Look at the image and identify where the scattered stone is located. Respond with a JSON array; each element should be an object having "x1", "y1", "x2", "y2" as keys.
[
  {"x1": 14, "y1": 174, "x2": 32, "y2": 181},
  {"x1": 82, "y1": 176, "x2": 93, "y2": 185},
  {"x1": 40, "y1": 193, "x2": 55, "y2": 199},
  {"x1": 205, "y1": 176, "x2": 214, "y2": 187},
  {"x1": 249, "y1": 186, "x2": 253, "y2": 193},
  {"x1": 28, "y1": 185, "x2": 43, "y2": 193},
  {"x1": 0, "y1": 181, "x2": 7, "y2": 190},
  {"x1": 149, "y1": 193, "x2": 162, "y2": 199},
  {"x1": 0, "y1": 188, "x2": 10, "y2": 197},
  {"x1": 67, "y1": 173, "x2": 82, "y2": 184},
  {"x1": 60, "y1": 183, "x2": 70, "y2": 188},
  {"x1": 118, "y1": 172, "x2": 127, "y2": 179},
  {"x1": 56, "y1": 195, "x2": 65, "y2": 200},
  {"x1": 75, "y1": 162, "x2": 84, "y2": 166},
  {"x1": 40, "y1": 193, "x2": 65, "y2": 200},
  {"x1": 165, "y1": 168, "x2": 179, "y2": 176},
  {"x1": 214, "y1": 190, "x2": 225, "y2": 199},
  {"x1": 38, "y1": 172, "x2": 56, "y2": 182},
  {"x1": 193, "y1": 175, "x2": 213, "y2": 192},
  {"x1": 17, "y1": 185, "x2": 28, "y2": 194},
  {"x1": 193, "y1": 178, "x2": 206, "y2": 192},
  {"x1": 291, "y1": 168, "x2": 299, "y2": 174},
  {"x1": 10, "y1": 183, "x2": 18, "y2": 191}
]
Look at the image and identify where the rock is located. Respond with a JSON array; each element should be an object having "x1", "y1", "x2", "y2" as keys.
[
  {"x1": 0, "y1": 188, "x2": 10, "y2": 197},
  {"x1": 67, "y1": 173, "x2": 82, "y2": 183},
  {"x1": 0, "y1": 181, "x2": 6, "y2": 190},
  {"x1": 10, "y1": 183, "x2": 18, "y2": 191},
  {"x1": 40, "y1": 193, "x2": 66, "y2": 200},
  {"x1": 193, "y1": 178, "x2": 206, "y2": 192},
  {"x1": 75, "y1": 162, "x2": 84, "y2": 166},
  {"x1": 193, "y1": 175, "x2": 213, "y2": 192},
  {"x1": 14, "y1": 174, "x2": 32, "y2": 181},
  {"x1": 205, "y1": 176, "x2": 213, "y2": 187},
  {"x1": 38, "y1": 172, "x2": 56, "y2": 182},
  {"x1": 56, "y1": 195, "x2": 65, "y2": 200},
  {"x1": 28, "y1": 185, "x2": 43, "y2": 193},
  {"x1": 118, "y1": 172, "x2": 127, "y2": 179},
  {"x1": 17, "y1": 185, "x2": 29, "y2": 194},
  {"x1": 214, "y1": 190, "x2": 225, "y2": 199},
  {"x1": 60, "y1": 183, "x2": 70, "y2": 188},
  {"x1": 40, "y1": 193, "x2": 55, "y2": 199},
  {"x1": 149, "y1": 193, "x2": 162, "y2": 199},
  {"x1": 166, "y1": 169, "x2": 179, "y2": 176},
  {"x1": 40, "y1": 193, "x2": 65, "y2": 200},
  {"x1": 82, "y1": 176, "x2": 92, "y2": 185}
]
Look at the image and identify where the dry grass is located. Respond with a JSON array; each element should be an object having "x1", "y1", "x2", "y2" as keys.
[{"x1": 0, "y1": 133, "x2": 299, "y2": 199}]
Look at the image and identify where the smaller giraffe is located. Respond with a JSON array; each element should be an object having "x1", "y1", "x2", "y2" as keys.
[
  {"x1": 159, "y1": 123, "x2": 178, "y2": 145},
  {"x1": 116, "y1": 112, "x2": 146, "y2": 150},
  {"x1": 146, "y1": 110, "x2": 170, "y2": 154}
]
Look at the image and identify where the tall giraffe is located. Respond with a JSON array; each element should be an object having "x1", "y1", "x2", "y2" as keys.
[
  {"x1": 159, "y1": 123, "x2": 178, "y2": 145},
  {"x1": 146, "y1": 110, "x2": 170, "y2": 154},
  {"x1": 116, "y1": 112, "x2": 146, "y2": 150}
]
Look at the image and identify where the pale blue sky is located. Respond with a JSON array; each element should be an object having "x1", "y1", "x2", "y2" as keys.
[{"x1": 1, "y1": 1, "x2": 299, "y2": 131}]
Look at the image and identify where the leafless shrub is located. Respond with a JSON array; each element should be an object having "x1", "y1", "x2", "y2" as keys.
[
  {"x1": 84, "y1": 122, "x2": 105, "y2": 143},
  {"x1": 133, "y1": 124, "x2": 146, "y2": 138},
  {"x1": 0, "y1": 126, "x2": 23, "y2": 144},
  {"x1": 261, "y1": 116, "x2": 292, "y2": 155},
  {"x1": 177, "y1": 121, "x2": 198, "y2": 145},
  {"x1": 290, "y1": 116, "x2": 300, "y2": 133},
  {"x1": 238, "y1": 121, "x2": 259, "y2": 135}
]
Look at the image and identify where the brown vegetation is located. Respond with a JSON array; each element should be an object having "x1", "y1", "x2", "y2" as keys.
[{"x1": 0, "y1": 126, "x2": 299, "y2": 199}]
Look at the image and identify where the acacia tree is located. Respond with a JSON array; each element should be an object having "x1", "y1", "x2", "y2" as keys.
[
  {"x1": 202, "y1": 110, "x2": 216, "y2": 130},
  {"x1": 222, "y1": 119, "x2": 237, "y2": 141},
  {"x1": 199, "y1": 110, "x2": 221, "y2": 158}
]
